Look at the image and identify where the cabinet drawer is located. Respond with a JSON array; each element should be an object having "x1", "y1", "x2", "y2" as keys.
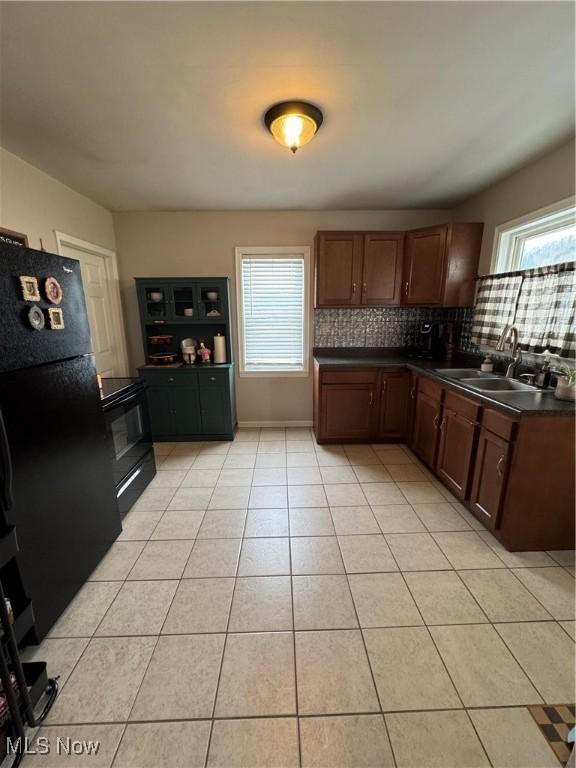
[
  {"x1": 321, "y1": 369, "x2": 379, "y2": 385},
  {"x1": 197, "y1": 369, "x2": 228, "y2": 387},
  {"x1": 444, "y1": 390, "x2": 480, "y2": 422},
  {"x1": 417, "y1": 375, "x2": 443, "y2": 401},
  {"x1": 481, "y1": 409, "x2": 517, "y2": 441},
  {"x1": 139, "y1": 370, "x2": 198, "y2": 387}
]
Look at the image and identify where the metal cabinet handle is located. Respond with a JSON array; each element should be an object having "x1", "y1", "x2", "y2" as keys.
[
  {"x1": 209, "y1": 377, "x2": 216, "y2": 382},
  {"x1": 440, "y1": 416, "x2": 446, "y2": 432},
  {"x1": 168, "y1": 377, "x2": 174, "y2": 383},
  {"x1": 362, "y1": 282, "x2": 367, "y2": 293},
  {"x1": 404, "y1": 282, "x2": 409, "y2": 296},
  {"x1": 433, "y1": 414, "x2": 440, "y2": 429},
  {"x1": 352, "y1": 282, "x2": 357, "y2": 295},
  {"x1": 497, "y1": 455, "x2": 505, "y2": 477},
  {"x1": 369, "y1": 390, "x2": 373, "y2": 406},
  {"x1": 410, "y1": 386, "x2": 416, "y2": 399}
]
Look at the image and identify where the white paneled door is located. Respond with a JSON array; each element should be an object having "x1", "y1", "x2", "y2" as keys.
[{"x1": 56, "y1": 232, "x2": 128, "y2": 377}]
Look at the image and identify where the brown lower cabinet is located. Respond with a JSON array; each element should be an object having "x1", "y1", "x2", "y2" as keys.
[
  {"x1": 435, "y1": 391, "x2": 480, "y2": 501},
  {"x1": 468, "y1": 427, "x2": 511, "y2": 530},
  {"x1": 314, "y1": 366, "x2": 409, "y2": 443},
  {"x1": 313, "y1": 363, "x2": 574, "y2": 550}
]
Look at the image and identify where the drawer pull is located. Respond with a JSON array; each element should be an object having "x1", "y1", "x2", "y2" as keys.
[
  {"x1": 410, "y1": 386, "x2": 416, "y2": 399},
  {"x1": 352, "y1": 282, "x2": 357, "y2": 295},
  {"x1": 497, "y1": 455, "x2": 505, "y2": 477},
  {"x1": 209, "y1": 376, "x2": 216, "y2": 382},
  {"x1": 369, "y1": 390, "x2": 373, "y2": 406},
  {"x1": 404, "y1": 281, "x2": 409, "y2": 296},
  {"x1": 439, "y1": 416, "x2": 446, "y2": 433},
  {"x1": 433, "y1": 414, "x2": 440, "y2": 430},
  {"x1": 168, "y1": 377, "x2": 175, "y2": 383}
]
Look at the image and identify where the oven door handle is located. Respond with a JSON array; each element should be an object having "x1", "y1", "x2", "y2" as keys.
[{"x1": 107, "y1": 388, "x2": 145, "y2": 411}]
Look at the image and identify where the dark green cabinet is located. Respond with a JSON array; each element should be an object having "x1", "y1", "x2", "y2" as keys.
[
  {"x1": 147, "y1": 387, "x2": 174, "y2": 436},
  {"x1": 136, "y1": 277, "x2": 236, "y2": 441},
  {"x1": 172, "y1": 387, "x2": 202, "y2": 435},
  {"x1": 199, "y1": 385, "x2": 229, "y2": 435},
  {"x1": 139, "y1": 367, "x2": 235, "y2": 441}
]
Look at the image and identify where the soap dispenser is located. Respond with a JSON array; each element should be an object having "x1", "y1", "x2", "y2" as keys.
[
  {"x1": 481, "y1": 354, "x2": 494, "y2": 373},
  {"x1": 535, "y1": 357, "x2": 552, "y2": 389}
]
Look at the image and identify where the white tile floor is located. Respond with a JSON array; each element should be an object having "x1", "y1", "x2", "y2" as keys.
[{"x1": 22, "y1": 429, "x2": 575, "y2": 767}]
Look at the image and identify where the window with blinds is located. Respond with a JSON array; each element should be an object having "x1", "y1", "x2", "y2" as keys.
[{"x1": 235, "y1": 247, "x2": 309, "y2": 375}]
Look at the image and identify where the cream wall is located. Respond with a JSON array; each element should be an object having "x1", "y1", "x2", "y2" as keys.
[
  {"x1": 0, "y1": 148, "x2": 116, "y2": 253},
  {"x1": 453, "y1": 138, "x2": 575, "y2": 274},
  {"x1": 113, "y1": 210, "x2": 449, "y2": 424}
]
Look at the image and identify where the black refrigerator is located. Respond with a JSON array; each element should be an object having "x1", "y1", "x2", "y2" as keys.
[{"x1": 0, "y1": 242, "x2": 122, "y2": 642}]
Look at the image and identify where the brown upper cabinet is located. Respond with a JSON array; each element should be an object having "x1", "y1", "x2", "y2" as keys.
[
  {"x1": 315, "y1": 223, "x2": 482, "y2": 308},
  {"x1": 315, "y1": 231, "x2": 404, "y2": 307},
  {"x1": 403, "y1": 223, "x2": 483, "y2": 306}
]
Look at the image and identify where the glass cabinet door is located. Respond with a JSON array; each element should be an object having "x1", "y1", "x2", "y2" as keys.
[
  {"x1": 171, "y1": 285, "x2": 197, "y2": 320},
  {"x1": 141, "y1": 284, "x2": 170, "y2": 322},
  {"x1": 197, "y1": 283, "x2": 224, "y2": 320}
]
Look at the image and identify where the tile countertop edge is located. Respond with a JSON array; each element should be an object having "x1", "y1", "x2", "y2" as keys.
[{"x1": 313, "y1": 352, "x2": 575, "y2": 418}]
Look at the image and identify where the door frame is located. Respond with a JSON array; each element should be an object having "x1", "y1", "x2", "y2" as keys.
[{"x1": 55, "y1": 231, "x2": 129, "y2": 376}]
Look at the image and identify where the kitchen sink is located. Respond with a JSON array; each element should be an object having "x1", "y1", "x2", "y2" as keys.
[
  {"x1": 435, "y1": 369, "x2": 498, "y2": 379},
  {"x1": 459, "y1": 377, "x2": 539, "y2": 392}
]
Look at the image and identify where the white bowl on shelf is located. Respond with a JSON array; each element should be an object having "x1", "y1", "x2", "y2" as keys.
[
  {"x1": 206, "y1": 291, "x2": 219, "y2": 301},
  {"x1": 149, "y1": 292, "x2": 163, "y2": 302}
]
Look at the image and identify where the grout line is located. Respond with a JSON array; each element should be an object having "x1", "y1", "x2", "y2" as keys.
[
  {"x1": 328, "y1": 507, "x2": 401, "y2": 767},
  {"x1": 288, "y1": 535, "x2": 303, "y2": 767}
]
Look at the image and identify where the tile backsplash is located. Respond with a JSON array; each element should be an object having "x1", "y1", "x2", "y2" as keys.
[{"x1": 314, "y1": 307, "x2": 474, "y2": 351}]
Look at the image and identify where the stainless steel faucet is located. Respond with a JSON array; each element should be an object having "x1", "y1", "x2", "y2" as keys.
[{"x1": 496, "y1": 325, "x2": 522, "y2": 378}]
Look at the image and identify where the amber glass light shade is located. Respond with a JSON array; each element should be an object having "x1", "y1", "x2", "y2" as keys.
[{"x1": 264, "y1": 101, "x2": 323, "y2": 154}]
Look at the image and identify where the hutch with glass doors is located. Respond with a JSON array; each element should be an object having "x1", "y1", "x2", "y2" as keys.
[{"x1": 135, "y1": 277, "x2": 236, "y2": 441}]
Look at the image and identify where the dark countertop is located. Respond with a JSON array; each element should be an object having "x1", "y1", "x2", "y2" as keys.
[
  {"x1": 313, "y1": 349, "x2": 575, "y2": 417},
  {"x1": 100, "y1": 376, "x2": 143, "y2": 407},
  {"x1": 137, "y1": 363, "x2": 233, "y2": 371}
]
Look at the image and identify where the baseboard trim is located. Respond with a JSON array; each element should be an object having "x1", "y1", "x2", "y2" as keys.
[{"x1": 237, "y1": 420, "x2": 314, "y2": 428}]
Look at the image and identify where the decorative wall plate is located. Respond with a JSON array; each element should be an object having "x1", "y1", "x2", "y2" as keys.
[
  {"x1": 27, "y1": 305, "x2": 45, "y2": 331},
  {"x1": 45, "y1": 276, "x2": 63, "y2": 305},
  {"x1": 19, "y1": 275, "x2": 41, "y2": 302},
  {"x1": 48, "y1": 307, "x2": 65, "y2": 330}
]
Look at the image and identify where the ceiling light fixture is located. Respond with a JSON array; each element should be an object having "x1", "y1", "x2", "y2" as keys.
[{"x1": 264, "y1": 101, "x2": 323, "y2": 154}]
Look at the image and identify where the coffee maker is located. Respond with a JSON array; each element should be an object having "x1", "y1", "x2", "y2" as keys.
[{"x1": 411, "y1": 321, "x2": 444, "y2": 360}]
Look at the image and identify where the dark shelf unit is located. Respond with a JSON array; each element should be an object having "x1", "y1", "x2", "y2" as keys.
[
  {"x1": 135, "y1": 278, "x2": 236, "y2": 441},
  {"x1": 0, "y1": 527, "x2": 57, "y2": 765}
]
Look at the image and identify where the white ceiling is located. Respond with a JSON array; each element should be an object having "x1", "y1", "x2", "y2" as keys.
[{"x1": 0, "y1": 1, "x2": 573, "y2": 211}]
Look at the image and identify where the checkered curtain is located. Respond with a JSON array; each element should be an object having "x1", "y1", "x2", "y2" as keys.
[
  {"x1": 471, "y1": 275, "x2": 522, "y2": 347},
  {"x1": 472, "y1": 263, "x2": 575, "y2": 357},
  {"x1": 514, "y1": 264, "x2": 575, "y2": 357}
]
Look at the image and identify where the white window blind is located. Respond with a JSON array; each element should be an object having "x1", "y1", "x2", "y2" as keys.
[{"x1": 236, "y1": 248, "x2": 308, "y2": 374}]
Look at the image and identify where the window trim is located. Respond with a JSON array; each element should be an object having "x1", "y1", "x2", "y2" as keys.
[
  {"x1": 235, "y1": 245, "x2": 311, "y2": 378},
  {"x1": 491, "y1": 195, "x2": 576, "y2": 274}
]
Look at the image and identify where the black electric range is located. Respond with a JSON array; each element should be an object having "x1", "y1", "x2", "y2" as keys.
[{"x1": 101, "y1": 378, "x2": 156, "y2": 517}]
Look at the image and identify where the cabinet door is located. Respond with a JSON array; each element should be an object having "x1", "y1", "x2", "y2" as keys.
[
  {"x1": 411, "y1": 389, "x2": 441, "y2": 467},
  {"x1": 316, "y1": 233, "x2": 363, "y2": 307},
  {"x1": 138, "y1": 283, "x2": 171, "y2": 324},
  {"x1": 199, "y1": 385, "x2": 231, "y2": 435},
  {"x1": 403, "y1": 226, "x2": 448, "y2": 305},
  {"x1": 469, "y1": 428, "x2": 511, "y2": 530},
  {"x1": 435, "y1": 408, "x2": 477, "y2": 500},
  {"x1": 379, "y1": 371, "x2": 409, "y2": 438},
  {"x1": 171, "y1": 387, "x2": 201, "y2": 436},
  {"x1": 146, "y1": 387, "x2": 173, "y2": 438},
  {"x1": 362, "y1": 233, "x2": 404, "y2": 306},
  {"x1": 170, "y1": 284, "x2": 197, "y2": 322},
  {"x1": 320, "y1": 383, "x2": 377, "y2": 440}
]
